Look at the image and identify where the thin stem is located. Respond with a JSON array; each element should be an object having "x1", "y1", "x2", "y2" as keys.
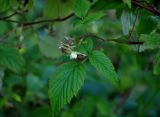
[
  {"x1": 0, "y1": 12, "x2": 18, "y2": 20},
  {"x1": 113, "y1": 88, "x2": 132, "y2": 113},
  {"x1": 0, "y1": 9, "x2": 28, "y2": 20},
  {"x1": 78, "y1": 33, "x2": 143, "y2": 48},
  {"x1": 1, "y1": 13, "x2": 74, "y2": 26},
  {"x1": 128, "y1": 11, "x2": 139, "y2": 40}
]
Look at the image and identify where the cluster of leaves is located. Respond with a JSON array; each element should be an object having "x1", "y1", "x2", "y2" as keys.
[{"x1": 0, "y1": 0, "x2": 160, "y2": 117}]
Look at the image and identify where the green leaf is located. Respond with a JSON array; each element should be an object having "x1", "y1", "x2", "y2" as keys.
[
  {"x1": 0, "y1": 0, "x2": 10, "y2": 11},
  {"x1": 73, "y1": 18, "x2": 84, "y2": 27},
  {"x1": 136, "y1": 16, "x2": 157, "y2": 34},
  {"x1": 29, "y1": 106, "x2": 52, "y2": 117},
  {"x1": 139, "y1": 33, "x2": 160, "y2": 51},
  {"x1": 43, "y1": 0, "x2": 74, "y2": 18},
  {"x1": 71, "y1": 97, "x2": 95, "y2": 117},
  {"x1": 74, "y1": 0, "x2": 91, "y2": 18},
  {"x1": 123, "y1": 0, "x2": 131, "y2": 8},
  {"x1": 49, "y1": 62, "x2": 86, "y2": 114},
  {"x1": 9, "y1": 0, "x2": 18, "y2": 6},
  {"x1": 111, "y1": 35, "x2": 129, "y2": 44},
  {"x1": 89, "y1": 51, "x2": 119, "y2": 86},
  {"x1": 0, "y1": 46, "x2": 25, "y2": 73},
  {"x1": 121, "y1": 10, "x2": 134, "y2": 35},
  {"x1": 26, "y1": 0, "x2": 34, "y2": 9},
  {"x1": 153, "y1": 53, "x2": 160, "y2": 75},
  {"x1": 26, "y1": 74, "x2": 43, "y2": 93},
  {"x1": 0, "y1": 22, "x2": 9, "y2": 35},
  {"x1": 79, "y1": 38, "x2": 93, "y2": 54},
  {"x1": 83, "y1": 11, "x2": 105, "y2": 24},
  {"x1": 12, "y1": 93, "x2": 22, "y2": 102},
  {"x1": 96, "y1": 99, "x2": 110, "y2": 116},
  {"x1": 38, "y1": 35, "x2": 61, "y2": 58},
  {"x1": 91, "y1": 0, "x2": 123, "y2": 11}
]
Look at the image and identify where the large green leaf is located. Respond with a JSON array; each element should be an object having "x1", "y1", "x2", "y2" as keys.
[
  {"x1": 136, "y1": 16, "x2": 157, "y2": 34},
  {"x1": 43, "y1": 0, "x2": 74, "y2": 18},
  {"x1": 74, "y1": 0, "x2": 91, "y2": 18},
  {"x1": 0, "y1": 46, "x2": 25, "y2": 73},
  {"x1": 139, "y1": 33, "x2": 160, "y2": 51},
  {"x1": 0, "y1": 0, "x2": 10, "y2": 11},
  {"x1": 89, "y1": 51, "x2": 119, "y2": 86},
  {"x1": 49, "y1": 62, "x2": 86, "y2": 114},
  {"x1": 91, "y1": 0, "x2": 123, "y2": 11}
]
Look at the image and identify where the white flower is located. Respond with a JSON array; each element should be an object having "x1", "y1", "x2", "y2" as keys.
[{"x1": 70, "y1": 51, "x2": 78, "y2": 59}]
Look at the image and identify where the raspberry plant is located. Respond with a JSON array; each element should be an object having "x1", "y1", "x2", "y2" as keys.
[{"x1": 0, "y1": 0, "x2": 160, "y2": 117}]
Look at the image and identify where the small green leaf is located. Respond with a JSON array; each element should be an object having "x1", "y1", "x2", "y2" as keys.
[
  {"x1": 12, "y1": 93, "x2": 22, "y2": 102},
  {"x1": 111, "y1": 35, "x2": 129, "y2": 44},
  {"x1": 26, "y1": 0, "x2": 34, "y2": 9},
  {"x1": 49, "y1": 62, "x2": 86, "y2": 114},
  {"x1": 123, "y1": 0, "x2": 131, "y2": 8},
  {"x1": 0, "y1": 46, "x2": 25, "y2": 73},
  {"x1": 79, "y1": 38, "x2": 93, "y2": 54},
  {"x1": 74, "y1": 0, "x2": 91, "y2": 18},
  {"x1": 83, "y1": 11, "x2": 105, "y2": 24},
  {"x1": 96, "y1": 99, "x2": 110, "y2": 116},
  {"x1": 139, "y1": 33, "x2": 160, "y2": 51},
  {"x1": 153, "y1": 53, "x2": 160, "y2": 75},
  {"x1": 72, "y1": 18, "x2": 84, "y2": 27},
  {"x1": 89, "y1": 51, "x2": 119, "y2": 86}
]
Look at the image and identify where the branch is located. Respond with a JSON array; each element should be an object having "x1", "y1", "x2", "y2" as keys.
[
  {"x1": 77, "y1": 33, "x2": 143, "y2": 50},
  {"x1": 1, "y1": 13, "x2": 74, "y2": 26},
  {"x1": 0, "y1": 12, "x2": 18, "y2": 20},
  {"x1": 113, "y1": 88, "x2": 132, "y2": 113},
  {"x1": 0, "y1": 9, "x2": 28, "y2": 20},
  {"x1": 131, "y1": 0, "x2": 160, "y2": 17},
  {"x1": 128, "y1": 11, "x2": 139, "y2": 40}
]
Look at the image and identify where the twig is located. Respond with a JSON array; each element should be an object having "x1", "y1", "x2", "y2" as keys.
[
  {"x1": 77, "y1": 33, "x2": 143, "y2": 49},
  {"x1": 0, "y1": 0, "x2": 160, "y2": 27},
  {"x1": 128, "y1": 42, "x2": 143, "y2": 44},
  {"x1": 1, "y1": 13, "x2": 74, "y2": 26},
  {"x1": 94, "y1": 35, "x2": 143, "y2": 48},
  {"x1": 113, "y1": 88, "x2": 132, "y2": 113},
  {"x1": 0, "y1": 12, "x2": 18, "y2": 20},
  {"x1": 128, "y1": 11, "x2": 139, "y2": 41},
  {"x1": 0, "y1": 9, "x2": 28, "y2": 20},
  {"x1": 131, "y1": 0, "x2": 160, "y2": 17}
]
